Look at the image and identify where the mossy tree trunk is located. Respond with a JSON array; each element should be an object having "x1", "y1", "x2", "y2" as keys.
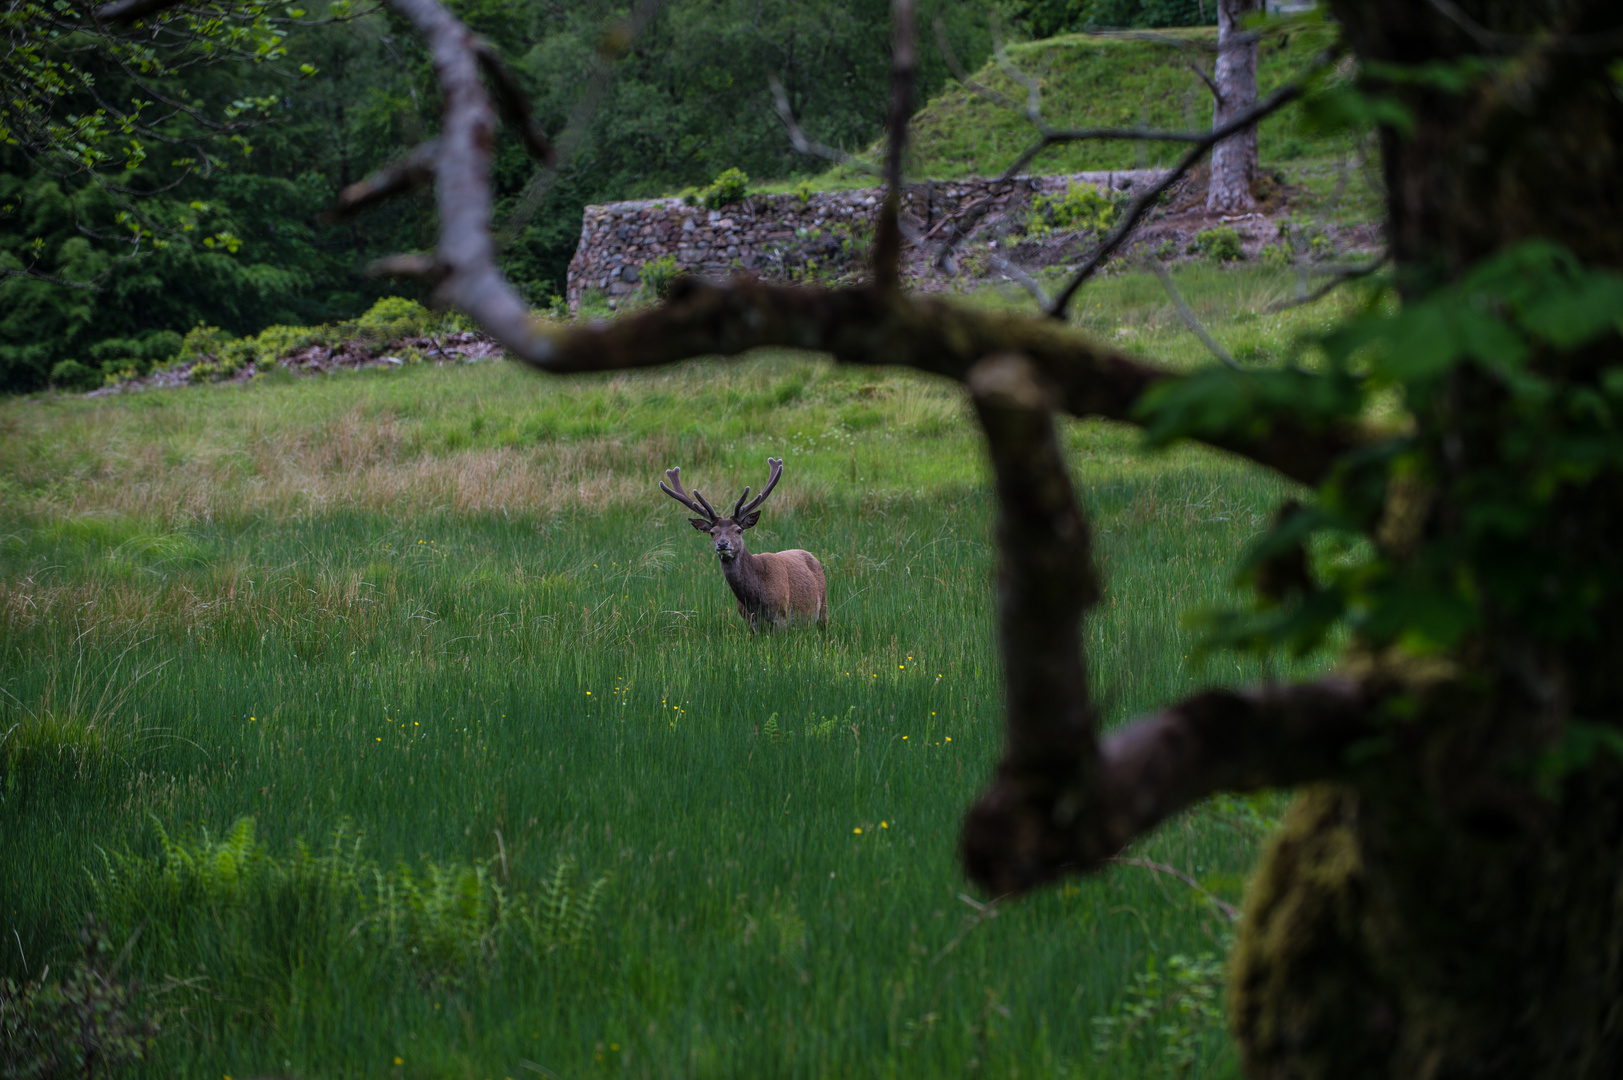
[{"x1": 1230, "y1": 3, "x2": 1623, "y2": 1076}]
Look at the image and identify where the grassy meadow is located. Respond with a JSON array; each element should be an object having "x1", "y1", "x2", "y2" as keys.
[{"x1": 0, "y1": 267, "x2": 1351, "y2": 1078}]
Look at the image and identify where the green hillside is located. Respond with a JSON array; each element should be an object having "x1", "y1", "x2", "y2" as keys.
[{"x1": 803, "y1": 25, "x2": 1348, "y2": 187}]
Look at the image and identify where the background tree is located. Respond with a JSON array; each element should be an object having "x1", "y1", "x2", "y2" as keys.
[
  {"x1": 1206, "y1": 0, "x2": 1260, "y2": 210},
  {"x1": 1003, "y1": 0, "x2": 1219, "y2": 37},
  {"x1": 93, "y1": 0, "x2": 1623, "y2": 1074}
]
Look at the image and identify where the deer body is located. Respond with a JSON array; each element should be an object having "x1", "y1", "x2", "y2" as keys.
[
  {"x1": 719, "y1": 542, "x2": 827, "y2": 628},
  {"x1": 660, "y1": 458, "x2": 828, "y2": 629}
]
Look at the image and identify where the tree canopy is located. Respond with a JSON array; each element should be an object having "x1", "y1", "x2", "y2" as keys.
[{"x1": 0, "y1": 0, "x2": 992, "y2": 392}]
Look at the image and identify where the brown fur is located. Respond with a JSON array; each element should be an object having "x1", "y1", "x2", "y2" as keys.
[
  {"x1": 660, "y1": 458, "x2": 828, "y2": 629},
  {"x1": 712, "y1": 527, "x2": 828, "y2": 628}
]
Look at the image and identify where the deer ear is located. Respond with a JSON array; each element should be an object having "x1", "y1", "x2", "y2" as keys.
[
  {"x1": 689, "y1": 517, "x2": 714, "y2": 532},
  {"x1": 738, "y1": 511, "x2": 762, "y2": 530}
]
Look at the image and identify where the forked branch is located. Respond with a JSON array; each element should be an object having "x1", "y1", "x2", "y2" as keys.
[{"x1": 955, "y1": 353, "x2": 1379, "y2": 895}]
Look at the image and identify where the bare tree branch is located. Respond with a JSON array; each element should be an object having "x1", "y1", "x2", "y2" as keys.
[
  {"x1": 988, "y1": 13, "x2": 1044, "y2": 129},
  {"x1": 988, "y1": 250, "x2": 1053, "y2": 309},
  {"x1": 1262, "y1": 253, "x2": 1389, "y2": 313},
  {"x1": 1150, "y1": 259, "x2": 1241, "y2": 369},
  {"x1": 959, "y1": 351, "x2": 1106, "y2": 890},
  {"x1": 929, "y1": 40, "x2": 1332, "y2": 277},
  {"x1": 768, "y1": 75, "x2": 882, "y2": 176},
  {"x1": 997, "y1": 125, "x2": 1205, "y2": 184},
  {"x1": 382, "y1": 0, "x2": 531, "y2": 332},
  {"x1": 0, "y1": 266, "x2": 100, "y2": 290},
  {"x1": 324, "y1": 139, "x2": 440, "y2": 223},
  {"x1": 507, "y1": 277, "x2": 1360, "y2": 485},
  {"x1": 1186, "y1": 59, "x2": 1223, "y2": 102},
  {"x1": 933, "y1": 14, "x2": 1021, "y2": 111},
  {"x1": 494, "y1": 0, "x2": 663, "y2": 247},
  {"x1": 473, "y1": 41, "x2": 554, "y2": 166},
  {"x1": 92, "y1": 0, "x2": 184, "y2": 21},
  {"x1": 953, "y1": 352, "x2": 1378, "y2": 897},
  {"x1": 872, "y1": 0, "x2": 917, "y2": 292},
  {"x1": 963, "y1": 675, "x2": 1377, "y2": 896},
  {"x1": 1108, "y1": 857, "x2": 1241, "y2": 922}
]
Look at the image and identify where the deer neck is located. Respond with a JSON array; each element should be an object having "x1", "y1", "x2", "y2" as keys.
[{"x1": 719, "y1": 548, "x2": 766, "y2": 600}]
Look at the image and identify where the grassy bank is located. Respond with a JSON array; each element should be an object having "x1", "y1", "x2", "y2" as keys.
[
  {"x1": 779, "y1": 22, "x2": 1379, "y2": 225},
  {"x1": 1, "y1": 268, "x2": 1348, "y2": 1078}
]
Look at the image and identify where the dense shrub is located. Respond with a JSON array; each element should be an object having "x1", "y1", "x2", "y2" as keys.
[
  {"x1": 353, "y1": 295, "x2": 434, "y2": 341},
  {"x1": 639, "y1": 255, "x2": 681, "y2": 300},
  {"x1": 1025, "y1": 183, "x2": 1124, "y2": 238},
  {"x1": 1188, "y1": 226, "x2": 1244, "y2": 262},
  {"x1": 684, "y1": 168, "x2": 750, "y2": 210}
]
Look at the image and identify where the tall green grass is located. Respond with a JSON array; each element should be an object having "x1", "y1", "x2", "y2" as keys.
[{"x1": 0, "y1": 269, "x2": 1339, "y2": 1078}]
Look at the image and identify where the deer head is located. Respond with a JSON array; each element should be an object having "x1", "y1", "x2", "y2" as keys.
[{"x1": 659, "y1": 458, "x2": 783, "y2": 562}]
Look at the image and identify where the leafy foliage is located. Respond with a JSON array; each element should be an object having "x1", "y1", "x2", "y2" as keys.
[
  {"x1": 638, "y1": 254, "x2": 680, "y2": 300},
  {"x1": 94, "y1": 816, "x2": 611, "y2": 984},
  {"x1": 1024, "y1": 181, "x2": 1124, "y2": 238},
  {"x1": 1188, "y1": 225, "x2": 1244, "y2": 262},
  {"x1": 160, "y1": 295, "x2": 454, "y2": 383},
  {"x1": 689, "y1": 167, "x2": 750, "y2": 210},
  {"x1": 1090, "y1": 949, "x2": 1228, "y2": 1073},
  {"x1": 1137, "y1": 242, "x2": 1623, "y2": 660},
  {"x1": 0, "y1": 918, "x2": 159, "y2": 1080}
]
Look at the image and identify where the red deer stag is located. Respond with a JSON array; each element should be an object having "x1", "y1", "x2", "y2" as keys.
[{"x1": 659, "y1": 457, "x2": 828, "y2": 628}]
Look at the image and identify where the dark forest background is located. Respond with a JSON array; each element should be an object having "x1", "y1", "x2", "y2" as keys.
[{"x1": 0, "y1": 0, "x2": 1213, "y2": 392}]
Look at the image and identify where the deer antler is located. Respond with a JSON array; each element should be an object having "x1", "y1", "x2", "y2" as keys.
[
  {"x1": 733, "y1": 458, "x2": 784, "y2": 520},
  {"x1": 660, "y1": 466, "x2": 719, "y2": 522}
]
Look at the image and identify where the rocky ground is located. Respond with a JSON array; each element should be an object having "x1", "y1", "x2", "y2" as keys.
[{"x1": 929, "y1": 165, "x2": 1384, "y2": 289}]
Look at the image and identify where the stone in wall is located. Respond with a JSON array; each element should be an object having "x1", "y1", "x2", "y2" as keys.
[{"x1": 565, "y1": 170, "x2": 1170, "y2": 309}]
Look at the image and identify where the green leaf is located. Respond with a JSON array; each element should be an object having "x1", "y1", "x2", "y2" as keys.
[
  {"x1": 1299, "y1": 82, "x2": 1414, "y2": 137},
  {"x1": 1518, "y1": 273, "x2": 1623, "y2": 349},
  {"x1": 1533, "y1": 721, "x2": 1623, "y2": 798}
]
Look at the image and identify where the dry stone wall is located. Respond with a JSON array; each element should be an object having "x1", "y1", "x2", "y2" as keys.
[{"x1": 566, "y1": 170, "x2": 1170, "y2": 309}]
